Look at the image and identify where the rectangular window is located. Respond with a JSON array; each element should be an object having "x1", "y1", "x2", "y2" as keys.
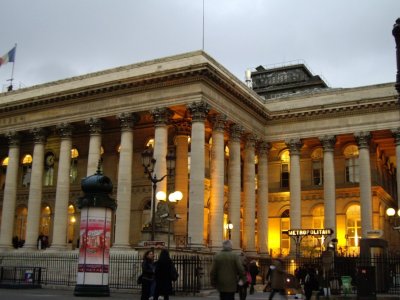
[
  {"x1": 346, "y1": 158, "x2": 359, "y2": 183},
  {"x1": 281, "y1": 218, "x2": 290, "y2": 250},
  {"x1": 312, "y1": 160, "x2": 323, "y2": 186},
  {"x1": 281, "y1": 163, "x2": 289, "y2": 188}
]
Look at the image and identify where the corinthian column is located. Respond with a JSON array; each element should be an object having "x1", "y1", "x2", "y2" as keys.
[
  {"x1": 209, "y1": 114, "x2": 226, "y2": 250},
  {"x1": 187, "y1": 101, "x2": 209, "y2": 248},
  {"x1": 287, "y1": 138, "x2": 302, "y2": 255},
  {"x1": 257, "y1": 141, "x2": 270, "y2": 254},
  {"x1": 0, "y1": 132, "x2": 20, "y2": 251},
  {"x1": 228, "y1": 124, "x2": 243, "y2": 250},
  {"x1": 113, "y1": 113, "x2": 139, "y2": 249},
  {"x1": 393, "y1": 129, "x2": 400, "y2": 208},
  {"x1": 243, "y1": 134, "x2": 257, "y2": 253},
  {"x1": 174, "y1": 120, "x2": 190, "y2": 238},
  {"x1": 51, "y1": 123, "x2": 73, "y2": 250},
  {"x1": 24, "y1": 128, "x2": 47, "y2": 250},
  {"x1": 355, "y1": 132, "x2": 373, "y2": 237},
  {"x1": 85, "y1": 118, "x2": 102, "y2": 176},
  {"x1": 321, "y1": 135, "x2": 337, "y2": 240},
  {"x1": 151, "y1": 108, "x2": 172, "y2": 208}
]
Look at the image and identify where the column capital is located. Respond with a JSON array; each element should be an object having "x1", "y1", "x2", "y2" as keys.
[
  {"x1": 85, "y1": 117, "x2": 103, "y2": 134},
  {"x1": 258, "y1": 141, "x2": 271, "y2": 156},
  {"x1": 56, "y1": 123, "x2": 73, "y2": 138},
  {"x1": 174, "y1": 119, "x2": 191, "y2": 136},
  {"x1": 229, "y1": 124, "x2": 244, "y2": 142},
  {"x1": 286, "y1": 138, "x2": 302, "y2": 155},
  {"x1": 117, "y1": 112, "x2": 140, "y2": 130},
  {"x1": 187, "y1": 101, "x2": 210, "y2": 122},
  {"x1": 355, "y1": 131, "x2": 371, "y2": 149},
  {"x1": 150, "y1": 107, "x2": 173, "y2": 127},
  {"x1": 209, "y1": 114, "x2": 227, "y2": 132},
  {"x1": 6, "y1": 131, "x2": 20, "y2": 146},
  {"x1": 392, "y1": 128, "x2": 400, "y2": 146},
  {"x1": 320, "y1": 135, "x2": 336, "y2": 152},
  {"x1": 30, "y1": 127, "x2": 48, "y2": 144},
  {"x1": 244, "y1": 133, "x2": 257, "y2": 149}
]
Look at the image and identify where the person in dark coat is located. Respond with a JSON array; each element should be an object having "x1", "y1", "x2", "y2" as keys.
[
  {"x1": 210, "y1": 240, "x2": 246, "y2": 300},
  {"x1": 248, "y1": 259, "x2": 259, "y2": 294},
  {"x1": 303, "y1": 267, "x2": 319, "y2": 300},
  {"x1": 238, "y1": 252, "x2": 249, "y2": 300},
  {"x1": 154, "y1": 249, "x2": 178, "y2": 300},
  {"x1": 268, "y1": 259, "x2": 286, "y2": 300},
  {"x1": 141, "y1": 250, "x2": 155, "y2": 300}
]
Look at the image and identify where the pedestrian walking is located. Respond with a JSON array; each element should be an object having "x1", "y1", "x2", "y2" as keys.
[
  {"x1": 248, "y1": 259, "x2": 259, "y2": 294},
  {"x1": 268, "y1": 259, "x2": 287, "y2": 300},
  {"x1": 154, "y1": 249, "x2": 178, "y2": 300},
  {"x1": 141, "y1": 250, "x2": 155, "y2": 300},
  {"x1": 303, "y1": 266, "x2": 319, "y2": 300},
  {"x1": 210, "y1": 240, "x2": 246, "y2": 300},
  {"x1": 238, "y1": 252, "x2": 249, "y2": 300}
]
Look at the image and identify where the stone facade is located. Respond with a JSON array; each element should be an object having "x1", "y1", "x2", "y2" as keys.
[{"x1": 0, "y1": 51, "x2": 398, "y2": 255}]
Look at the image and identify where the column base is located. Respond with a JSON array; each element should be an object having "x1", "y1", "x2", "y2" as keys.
[{"x1": 74, "y1": 284, "x2": 110, "y2": 297}]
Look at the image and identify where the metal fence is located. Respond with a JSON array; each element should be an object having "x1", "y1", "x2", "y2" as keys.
[
  {"x1": 0, "y1": 251, "x2": 213, "y2": 294},
  {"x1": 258, "y1": 254, "x2": 400, "y2": 296}
]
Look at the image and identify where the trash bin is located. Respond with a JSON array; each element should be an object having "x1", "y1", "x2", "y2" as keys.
[
  {"x1": 341, "y1": 276, "x2": 352, "y2": 295},
  {"x1": 356, "y1": 266, "x2": 376, "y2": 300}
]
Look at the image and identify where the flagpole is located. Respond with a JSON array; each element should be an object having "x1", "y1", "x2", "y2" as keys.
[
  {"x1": 202, "y1": 0, "x2": 205, "y2": 51},
  {"x1": 7, "y1": 43, "x2": 17, "y2": 91}
]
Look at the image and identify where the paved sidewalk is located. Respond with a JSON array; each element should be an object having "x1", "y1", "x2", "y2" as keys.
[{"x1": 0, "y1": 288, "x2": 398, "y2": 300}]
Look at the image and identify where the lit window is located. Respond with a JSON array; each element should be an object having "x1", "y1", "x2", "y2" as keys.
[
  {"x1": 67, "y1": 204, "x2": 76, "y2": 244},
  {"x1": 2, "y1": 157, "x2": 9, "y2": 166},
  {"x1": 22, "y1": 154, "x2": 32, "y2": 187},
  {"x1": 70, "y1": 148, "x2": 79, "y2": 183},
  {"x1": 281, "y1": 209, "x2": 290, "y2": 255},
  {"x1": 312, "y1": 206, "x2": 324, "y2": 249},
  {"x1": 40, "y1": 205, "x2": 51, "y2": 238},
  {"x1": 280, "y1": 150, "x2": 290, "y2": 188},
  {"x1": 146, "y1": 138, "x2": 155, "y2": 148},
  {"x1": 311, "y1": 148, "x2": 323, "y2": 186},
  {"x1": 344, "y1": 145, "x2": 359, "y2": 183},
  {"x1": 346, "y1": 205, "x2": 361, "y2": 250}
]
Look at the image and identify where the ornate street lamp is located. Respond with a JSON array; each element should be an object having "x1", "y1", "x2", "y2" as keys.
[
  {"x1": 393, "y1": 18, "x2": 400, "y2": 103},
  {"x1": 159, "y1": 190, "x2": 183, "y2": 250},
  {"x1": 225, "y1": 220, "x2": 233, "y2": 240},
  {"x1": 141, "y1": 147, "x2": 176, "y2": 241},
  {"x1": 386, "y1": 207, "x2": 400, "y2": 231}
]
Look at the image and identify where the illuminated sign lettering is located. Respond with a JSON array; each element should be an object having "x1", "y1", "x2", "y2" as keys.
[{"x1": 285, "y1": 228, "x2": 334, "y2": 236}]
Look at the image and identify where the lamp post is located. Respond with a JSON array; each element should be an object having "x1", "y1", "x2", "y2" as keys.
[
  {"x1": 392, "y1": 18, "x2": 400, "y2": 103},
  {"x1": 225, "y1": 220, "x2": 233, "y2": 240},
  {"x1": 386, "y1": 207, "x2": 400, "y2": 231},
  {"x1": 141, "y1": 147, "x2": 176, "y2": 241},
  {"x1": 159, "y1": 191, "x2": 183, "y2": 250}
]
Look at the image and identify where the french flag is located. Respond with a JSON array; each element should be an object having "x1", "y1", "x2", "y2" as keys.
[{"x1": 0, "y1": 45, "x2": 16, "y2": 67}]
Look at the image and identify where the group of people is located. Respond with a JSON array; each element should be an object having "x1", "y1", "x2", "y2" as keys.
[{"x1": 140, "y1": 249, "x2": 178, "y2": 300}]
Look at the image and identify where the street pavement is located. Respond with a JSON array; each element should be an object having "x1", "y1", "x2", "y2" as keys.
[{"x1": 0, "y1": 288, "x2": 398, "y2": 300}]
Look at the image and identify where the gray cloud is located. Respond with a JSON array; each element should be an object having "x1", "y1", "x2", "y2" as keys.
[{"x1": 0, "y1": 0, "x2": 399, "y2": 91}]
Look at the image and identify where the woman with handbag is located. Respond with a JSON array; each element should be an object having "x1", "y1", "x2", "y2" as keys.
[{"x1": 154, "y1": 249, "x2": 178, "y2": 300}]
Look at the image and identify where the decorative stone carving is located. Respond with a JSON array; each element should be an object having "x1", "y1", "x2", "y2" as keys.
[
  {"x1": 244, "y1": 134, "x2": 257, "y2": 149},
  {"x1": 117, "y1": 112, "x2": 140, "y2": 130},
  {"x1": 150, "y1": 107, "x2": 173, "y2": 127},
  {"x1": 258, "y1": 141, "x2": 271, "y2": 156},
  {"x1": 320, "y1": 135, "x2": 336, "y2": 152},
  {"x1": 355, "y1": 132, "x2": 371, "y2": 149},
  {"x1": 187, "y1": 101, "x2": 210, "y2": 122},
  {"x1": 229, "y1": 124, "x2": 244, "y2": 142},
  {"x1": 6, "y1": 131, "x2": 20, "y2": 146},
  {"x1": 85, "y1": 118, "x2": 103, "y2": 134},
  {"x1": 174, "y1": 119, "x2": 191, "y2": 136},
  {"x1": 209, "y1": 114, "x2": 227, "y2": 132},
  {"x1": 56, "y1": 123, "x2": 73, "y2": 138},
  {"x1": 286, "y1": 138, "x2": 302, "y2": 156},
  {"x1": 30, "y1": 127, "x2": 47, "y2": 144}
]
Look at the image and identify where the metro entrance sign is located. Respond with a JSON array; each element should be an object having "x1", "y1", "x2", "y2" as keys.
[{"x1": 287, "y1": 228, "x2": 334, "y2": 237}]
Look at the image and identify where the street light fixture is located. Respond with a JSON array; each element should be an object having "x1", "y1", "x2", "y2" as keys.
[
  {"x1": 225, "y1": 220, "x2": 233, "y2": 240},
  {"x1": 386, "y1": 207, "x2": 400, "y2": 231},
  {"x1": 141, "y1": 147, "x2": 176, "y2": 241},
  {"x1": 160, "y1": 191, "x2": 183, "y2": 250}
]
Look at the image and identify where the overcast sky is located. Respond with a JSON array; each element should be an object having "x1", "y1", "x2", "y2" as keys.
[{"x1": 1, "y1": 0, "x2": 399, "y2": 92}]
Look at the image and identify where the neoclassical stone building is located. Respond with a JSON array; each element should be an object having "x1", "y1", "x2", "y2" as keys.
[{"x1": 0, "y1": 51, "x2": 398, "y2": 256}]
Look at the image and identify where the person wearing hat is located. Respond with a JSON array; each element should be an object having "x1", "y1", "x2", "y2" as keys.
[{"x1": 210, "y1": 240, "x2": 246, "y2": 300}]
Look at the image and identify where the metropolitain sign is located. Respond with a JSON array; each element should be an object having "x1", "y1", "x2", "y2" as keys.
[{"x1": 286, "y1": 228, "x2": 334, "y2": 236}]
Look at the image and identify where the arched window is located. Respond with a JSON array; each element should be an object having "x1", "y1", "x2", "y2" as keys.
[
  {"x1": 70, "y1": 148, "x2": 79, "y2": 183},
  {"x1": 311, "y1": 148, "x2": 323, "y2": 186},
  {"x1": 280, "y1": 209, "x2": 290, "y2": 255},
  {"x1": 344, "y1": 145, "x2": 359, "y2": 183},
  {"x1": 346, "y1": 204, "x2": 361, "y2": 253},
  {"x1": 280, "y1": 150, "x2": 290, "y2": 188},
  {"x1": 22, "y1": 154, "x2": 32, "y2": 187}
]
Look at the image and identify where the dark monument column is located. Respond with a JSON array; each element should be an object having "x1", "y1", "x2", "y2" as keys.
[{"x1": 393, "y1": 18, "x2": 400, "y2": 102}]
